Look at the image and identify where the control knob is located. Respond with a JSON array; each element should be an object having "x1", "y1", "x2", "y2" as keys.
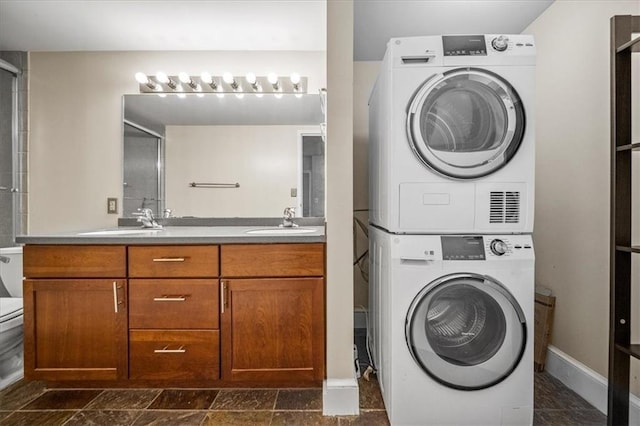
[
  {"x1": 490, "y1": 239, "x2": 508, "y2": 256},
  {"x1": 491, "y1": 36, "x2": 509, "y2": 52}
]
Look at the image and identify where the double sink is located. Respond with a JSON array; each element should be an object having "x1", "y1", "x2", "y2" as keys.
[{"x1": 77, "y1": 227, "x2": 317, "y2": 236}]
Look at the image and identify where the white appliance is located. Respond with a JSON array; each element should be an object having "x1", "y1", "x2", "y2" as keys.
[
  {"x1": 369, "y1": 35, "x2": 535, "y2": 234},
  {"x1": 369, "y1": 226, "x2": 533, "y2": 425},
  {"x1": 0, "y1": 246, "x2": 23, "y2": 391}
]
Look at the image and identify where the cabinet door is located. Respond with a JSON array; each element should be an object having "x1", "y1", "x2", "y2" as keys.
[
  {"x1": 23, "y1": 279, "x2": 128, "y2": 381},
  {"x1": 221, "y1": 278, "x2": 324, "y2": 383}
]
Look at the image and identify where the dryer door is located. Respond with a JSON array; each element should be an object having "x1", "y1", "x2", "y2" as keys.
[
  {"x1": 407, "y1": 68, "x2": 525, "y2": 179},
  {"x1": 405, "y1": 272, "x2": 526, "y2": 390}
]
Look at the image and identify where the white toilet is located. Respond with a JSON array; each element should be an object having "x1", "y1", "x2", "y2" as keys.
[{"x1": 0, "y1": 246, "x2": 23, "y2": 390}]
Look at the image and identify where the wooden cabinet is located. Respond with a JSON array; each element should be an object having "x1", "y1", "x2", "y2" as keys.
[
  {"x1": 220, "y1": 244, "x2": 325, "y2": 384},
  {"x1": 22, "y1": 241, "x2": 325, "y2": 386},
  {"x1": 23, "y1": 246, "x2": 128, "y2": 381},
  {"x1": 127, "y1": 245, "x2": 220, "y2": 381}
]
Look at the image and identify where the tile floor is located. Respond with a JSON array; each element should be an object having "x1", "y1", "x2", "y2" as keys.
[
  {"x1": 0, "y1": 371, "x2": 608, "y2": 426},
  {"x1": 0, "y1": 377, "x2": 387, "y2": 426}
]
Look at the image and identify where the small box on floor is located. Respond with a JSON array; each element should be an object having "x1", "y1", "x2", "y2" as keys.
[{"x1": 534, "y1": 286, "x2": 556, "y2": 372}]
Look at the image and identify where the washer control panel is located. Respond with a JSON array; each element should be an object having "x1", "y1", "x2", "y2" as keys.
[{"x1": 437, "y1": 235, "x2": 533, "y2": 260}]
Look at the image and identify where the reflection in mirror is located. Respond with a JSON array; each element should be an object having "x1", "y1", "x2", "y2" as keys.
[
  {"x1": 122, "y1": 94, "x2": 325, "y2": 219},
  {"x1": 123, "y1": 122, "x2": 164, "y2": 216}
]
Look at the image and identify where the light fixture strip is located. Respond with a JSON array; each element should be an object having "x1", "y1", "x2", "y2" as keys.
[{"x1": 137, "y1": 75, "x2": 307, "y2": 95}]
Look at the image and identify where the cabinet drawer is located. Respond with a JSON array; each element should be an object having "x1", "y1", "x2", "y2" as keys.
[
  {"x1": 128, "y1": 246, "x2": 219, "y2": 278},
  {"x1": 129, "y1": 279, "x2": 219, "y2": 329},
  {"x1": 23, "y1": 245, "x2": 126, "y2": 278},
  {"x1": 221, "y1": 244, "x2": 324, "y2": 277},
  {"x1": 129, "y1": 330, "x2": 219, "y2": 380}
]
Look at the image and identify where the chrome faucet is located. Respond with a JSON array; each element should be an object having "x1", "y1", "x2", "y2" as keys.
[
  {"x1": 132, "y1": 208, "x2": 162, "y2": 229},
  {"x1": 282, "y1": 207, "x2": 297, "y2": 228}
]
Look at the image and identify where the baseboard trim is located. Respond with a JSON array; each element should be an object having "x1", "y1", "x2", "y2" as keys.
[
  {"x1": 323, "y1": 377, "x2": 360, "y2": 416},
  {"x1": 545, "y1": 345, "x2": 640, "y2": 423}
]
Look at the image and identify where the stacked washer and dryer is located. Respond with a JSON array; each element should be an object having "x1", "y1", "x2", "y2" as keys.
[{"x1": 368, "y1": 35, "x2": 536, "y2": 425}]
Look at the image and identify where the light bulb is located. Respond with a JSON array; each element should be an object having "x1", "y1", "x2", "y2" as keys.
[
  {"x1": 235, "y1": 93, "x2": 245, "y2": 99},
  {"x1": 157, "y1": 93, "x2": 167, "y2": 98},
  {"x1": 274, "y1": 93, "x2": 283, "y2": 99},
  {"x1": 290, "y1": 73, "x2": 301, "y2": 84},
  {"x1": 245, "y1": 73, "x2": 257, "y2": 85},
  {"x1": 196, "y1": 92, "x2": 205, "y2": 98},
  {"x1": 156, "y1": 71, "x2": 169, "y2": 84},
  {"x1": 223, "y1": 72, "x2": 235, "y2": 84},
  {"x1": 267, "y1": 73, "x2": 278, "y2": 85},
  {"x1": 295, "y1": 93, "x2": 303, "y2": 98},
  {"x1": 178, "y1": 72, "x2": 191, "y2": 84},
  {"x1": 177, "y1": 93, "x2": 186, "y2": 99},
  {"x1": 135, "y1": 72, "x2": 149, "y2": 84},
  {"x1": 216, "y1": 93, "x2": 225, "y2": 98},
  {"x1": 200, "y1": 71, "x2": 213, "y2": 84},
  {"x1": 256, "y1": 93, "x2": 264, "y2": 98}
]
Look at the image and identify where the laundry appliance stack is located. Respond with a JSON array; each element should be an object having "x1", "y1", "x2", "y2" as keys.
[{"x1": 368, "y1": 34, "x2": 536, "y2": 426}]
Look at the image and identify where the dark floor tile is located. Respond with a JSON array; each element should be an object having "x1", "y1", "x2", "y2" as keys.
[
  {"x1": 272, "y1": 411, "x2": 339, "y2": 425},
  {"x1": 0, "y1": 380, "x2": 47, "y2": 411},
  {"x1": 0, "y1": 410, "x2": 77, "y2": 426},
  {"x1": 64, "y1": 410, "x2": 143, "y2": 426},
  {"x1": 275, "y1": 389, "x2": 323, "y2": 410},
  {"x1": 338, "y1": 410, "x2": 390, "y2": 426},
  {"x1": 358, "y1": 376, "x2": 385, "y2": 410},
  {"x1": 202, "y1": 410, "x2": 273, "y2": 425},
  {"x1": 86, "y1": 389, "x2": 161, "y2": 410},
  {"x1": 147, "y1": 389, "x2": 219, "y2": 410},
  {"x1": 21, "y1": 389, "x2": 102, "y2": 410},
  {"x1": 211, "y1": 389, "x2": 277, "y2": 410},
  {"x1": 132, "y1": 410, "x2": 206, "y2": 426},
  {"x1": 534, "y1": 409, "x2": 607, "y2": 426},
  {"x1": 534, "y1": 373, "x2": 594, "y2": 410}
]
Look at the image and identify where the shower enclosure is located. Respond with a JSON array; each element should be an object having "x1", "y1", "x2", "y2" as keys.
[{"x1": 0, "y1": 56, "x2": 24, "y2": 247}]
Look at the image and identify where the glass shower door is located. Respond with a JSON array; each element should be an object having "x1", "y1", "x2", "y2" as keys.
[{"x1": 0, "y1": 61, "x2": 18, "y2": 246}]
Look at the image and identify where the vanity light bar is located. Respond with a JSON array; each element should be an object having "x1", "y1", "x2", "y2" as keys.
[{"x1": 136, "y1": 73, "x2": 307, "y2": 95}]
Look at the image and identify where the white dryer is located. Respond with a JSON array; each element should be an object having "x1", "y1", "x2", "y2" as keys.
[
  {"x1": 369, "y1": 35, "x2": 535, "y2": 234},
  {"x1": 369, "y1": 226, "x2": 534, "y2": 425}
]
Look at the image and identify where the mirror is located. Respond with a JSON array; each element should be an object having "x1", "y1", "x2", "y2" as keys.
[{"x1": 122, "y1": 93, "x2": 325, "y2": 219}]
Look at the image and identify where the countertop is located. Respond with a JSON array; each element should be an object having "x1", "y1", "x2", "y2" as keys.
[{"x1": 16, "y1": 225, "x2": 326, "y2": 245}]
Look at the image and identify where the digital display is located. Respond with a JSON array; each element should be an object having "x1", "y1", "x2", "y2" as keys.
[
  {"x1": 441, "y1": 236, "x2": 486, "y2": 260},
  {"x1": 443, "y1": 35, "x2": 487, "y2": 56}
]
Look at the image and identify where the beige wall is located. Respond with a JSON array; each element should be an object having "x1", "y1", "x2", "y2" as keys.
[
  {"x1": 28, "y1": 50, "x2": 325, "y2": 233},
  {"x1": 326, "y1": 0, "x2": 354, "y2": 379},
  {"x1": 525, "y1": 0, "x2": 640, "y2": 393},
  {"x1": 353, "y1": 62, "x2": 379, "y2": 309},
  {"x1": 165, "y1": 125, "x2": 317, "y2": 218}
]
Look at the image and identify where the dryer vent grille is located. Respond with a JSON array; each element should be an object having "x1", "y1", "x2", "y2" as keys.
[{"x1": 490, "y1": 191, "x2": 520, "y2": 224}]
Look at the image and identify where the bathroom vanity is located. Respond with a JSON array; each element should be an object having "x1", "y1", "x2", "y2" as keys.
[{"x1": 18, "y1": 224, "x2": 325, "y2": 387}]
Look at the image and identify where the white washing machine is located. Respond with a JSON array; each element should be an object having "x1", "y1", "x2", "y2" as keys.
[
  {"x1": 369, "y1": 35, "x2": 535, "y2": 234},
  {"x1": 369, "y1": 226, "x2": 534, "y2": 425}
]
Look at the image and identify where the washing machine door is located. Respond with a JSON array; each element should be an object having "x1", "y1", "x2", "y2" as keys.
[
  {"x1": 405, "y1": 272, "x2": 526, "y2": 390},
  {"x1": 407, "y1": 68, "x2": 525, "y2": 179}
]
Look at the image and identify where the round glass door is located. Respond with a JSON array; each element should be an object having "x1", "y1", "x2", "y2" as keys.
[
  {"x1": 407, "y1": 68, "x2": 525, "y2": 179},
  {"x1": 405, "y1": 273, "x2": 526, "y2": 390}
]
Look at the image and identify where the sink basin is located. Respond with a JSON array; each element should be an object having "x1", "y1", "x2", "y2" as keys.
[
  {"x1": 78, "y1": 229, "x2": 163, "y2": 236},
  {"x1": 245, "y1": 227, "x2": 316, "y2": 235}
]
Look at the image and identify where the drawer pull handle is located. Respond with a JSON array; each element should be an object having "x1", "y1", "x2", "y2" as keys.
[
  {"x1": 154, "y1": 345, "x2": 186, "y2": 354},
  {"x1": 153, "y1": 296, "x2": 187, "y2": 302},
  {"x1": 152, "y1": 257, "x2": 186, "y2": 262}
]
